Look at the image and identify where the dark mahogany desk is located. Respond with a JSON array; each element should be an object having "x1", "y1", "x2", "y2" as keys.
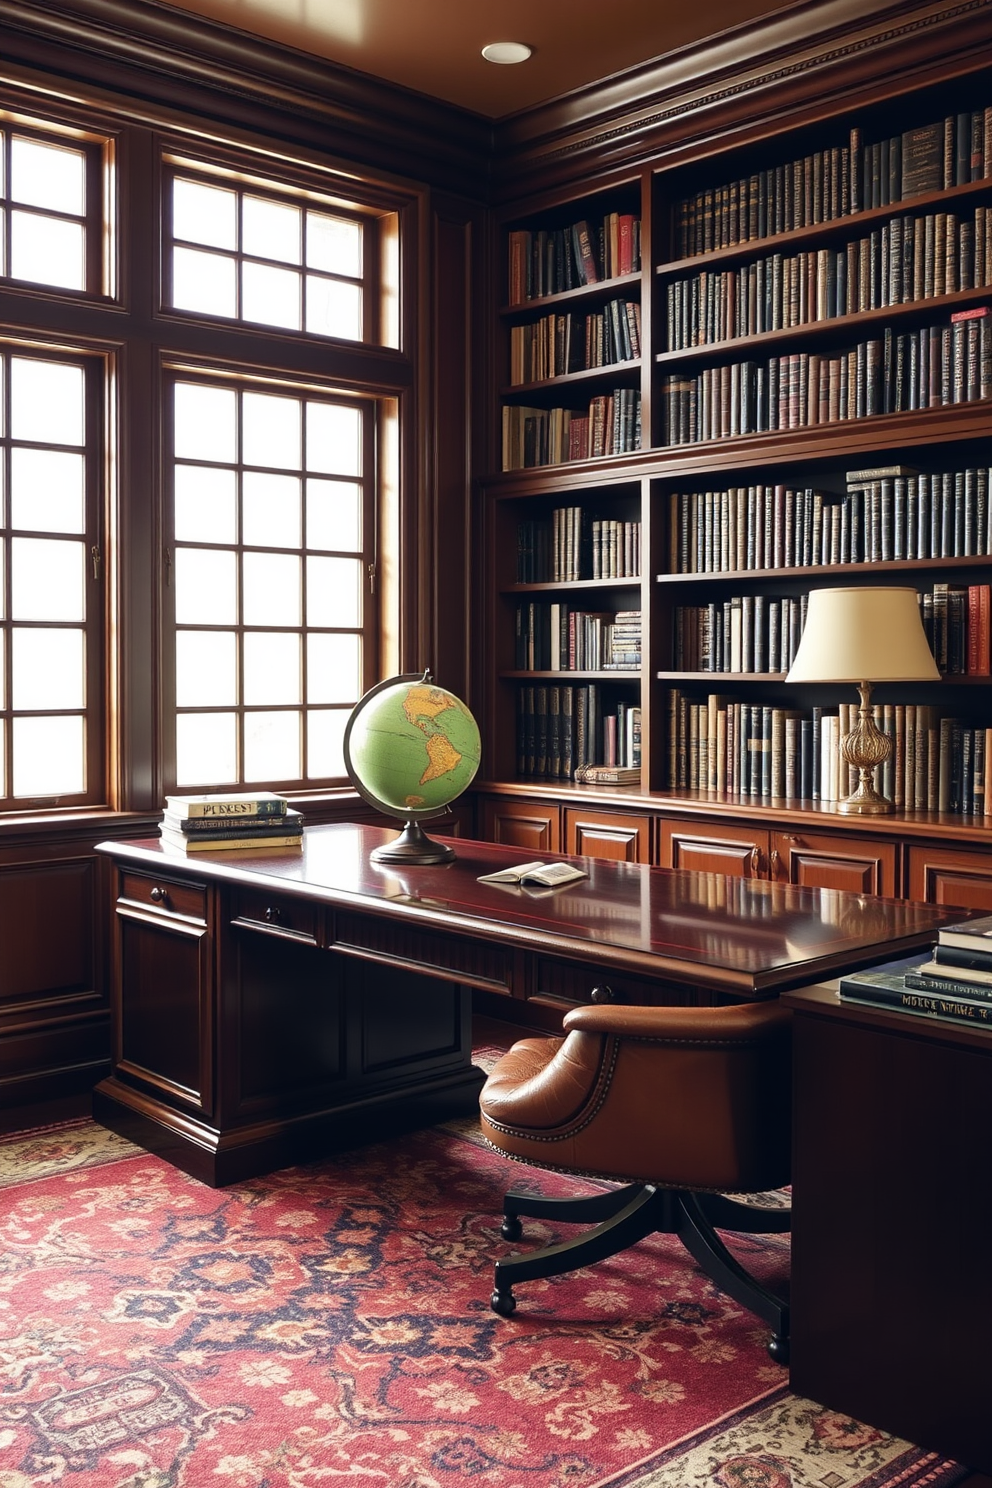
[{"x1": 95, "y1": 823, "x2": 960, "y2": 1186}]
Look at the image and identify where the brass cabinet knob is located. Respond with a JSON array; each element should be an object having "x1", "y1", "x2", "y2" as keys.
[
  {"x1": 749, "y1": 845, "x2": 762, "y2": 875},
  {"x1": 591, "y1": 985, "x2": 613, "y2": 1003},
  {"x1": 150, "y1": 886, "x2": 168, "y2": 905}
]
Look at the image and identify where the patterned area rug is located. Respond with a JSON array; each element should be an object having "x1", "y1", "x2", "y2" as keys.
[{"x1": 0, "y1": 1109, "x2": 969, "y2": 1488}]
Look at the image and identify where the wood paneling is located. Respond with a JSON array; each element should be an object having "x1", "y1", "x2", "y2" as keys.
[
  {"x1": 907, "y1": 846, "x2": 992, "y2": 911},
  {"x1": 771, "y1": 831, "x2": 898, "y2": 898},
  {"x1": 482, "y1": 797, "x2": 560, "y2": 853},
  {"x1": 659, "y1": 818, "x2": 766, "y2": 878},
  {"x1": 565, "y1": 808, "x2": 652, "y2": 863}
]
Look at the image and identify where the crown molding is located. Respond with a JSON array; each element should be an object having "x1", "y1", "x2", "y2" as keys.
[
  {"x1": 492, "y1": 0, "x2": 992, "y2": 203},
  {"x1": 0, "y1": 0, "x2": 493, "y2": 197}
]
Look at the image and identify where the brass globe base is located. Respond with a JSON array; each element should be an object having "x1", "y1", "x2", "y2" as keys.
[{"x1": 371, "y1": 819, "x2": 456, "y2": 865}]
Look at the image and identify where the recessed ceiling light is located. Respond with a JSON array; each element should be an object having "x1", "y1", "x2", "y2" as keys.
[{"x1": 481, "y1": 42, "x2": 533, "y2": 65}]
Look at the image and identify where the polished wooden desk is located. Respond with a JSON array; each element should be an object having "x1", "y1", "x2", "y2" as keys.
[{"x1": 95, "y1": 823, "x2": 960, "y2": 1186}]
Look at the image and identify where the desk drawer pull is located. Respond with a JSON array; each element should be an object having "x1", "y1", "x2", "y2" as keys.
[
  {"x1": 150, "y1": 886, "x2": 169, "y2": 906},
  {"x1": 264, "y1": 906, "x2": 282, "y2": 923},
  {"x1": 591, "y1": 985, "x2": 614, "y2": 1004}
]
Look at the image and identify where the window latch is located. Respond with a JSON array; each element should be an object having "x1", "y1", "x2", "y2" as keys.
[
  {"x1": 367, "y1": 561, "x2": 376, "y2": 594},
  {"x1": 165, "y1": 547, "x2": 173, "y2": 586},
  {"x1": 91, "y1": 545, "x2": 102, "y2": 580}
]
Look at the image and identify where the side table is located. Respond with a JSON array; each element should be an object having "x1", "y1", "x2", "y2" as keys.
[{"x1": 782, "y1": 982, "x2": 992, "y2": 1473}]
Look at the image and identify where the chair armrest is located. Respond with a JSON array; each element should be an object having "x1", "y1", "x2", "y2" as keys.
[{"x1": 562, "y1": 999, "x2": 791, "y2": 1044}]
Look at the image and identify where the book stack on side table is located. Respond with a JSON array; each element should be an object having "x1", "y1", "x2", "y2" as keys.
[
  {"x1": 839, "y1": 915, "x2": 992, "y2": 1027},
  {"x1": 160, "y1": 792, "x2": 304, "y2": 852}
]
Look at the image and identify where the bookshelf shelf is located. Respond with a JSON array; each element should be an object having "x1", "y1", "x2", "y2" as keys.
[
  {"x1": 485, "y1": 39, "x2": 992, "y2": 838},
  {"x1": 654, "y1": 177, "x2": 992, "y2": 280}
]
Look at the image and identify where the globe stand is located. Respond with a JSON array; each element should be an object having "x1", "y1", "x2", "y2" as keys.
[{"x1": 370, "y1": 819, "x2": 455, "y2": 866}]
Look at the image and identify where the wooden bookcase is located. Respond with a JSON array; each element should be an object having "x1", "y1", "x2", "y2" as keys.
[{"x1": 480, "y1": 25, "x2": 992, "y2": 907}]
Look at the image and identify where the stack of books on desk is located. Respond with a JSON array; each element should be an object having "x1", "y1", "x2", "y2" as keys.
[
  {"x1": 160, "y1": 792, "x2": 304, "y2": 852},
  {"x1": 839, "y1": 914, "x2": 992, "y2": 1027}
]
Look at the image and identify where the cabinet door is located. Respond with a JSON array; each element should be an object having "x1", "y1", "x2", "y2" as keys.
[
  {"x1": 481, "y1": 797, "x2": 560, "y2": 853},
  {"x1": 565, "y1": 808, "x2": 652, "y2": 863},
  {"x1": 658, "y1": 818, "x2": 768, "y2": 878},
  {"x1": 771, "y1": 830, "x2": 897, "y2": 897},
  {"x1": 115, "y1": 907, "x2": 212, "y2": 1116},
  {"x1": 907, "y1": 846, "x2": 992, "y2": 911}
]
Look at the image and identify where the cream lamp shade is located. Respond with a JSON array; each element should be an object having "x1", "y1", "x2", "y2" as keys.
[
  {"x1": 786, "y1": 586, "x2": 938, "y2": 814},
  {"x1": 786, "y1": 586, "x2": 940, "y2": 684}
]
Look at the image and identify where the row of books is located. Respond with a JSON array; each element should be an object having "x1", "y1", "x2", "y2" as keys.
[
  {"x1": 516, "y1": 512, "x2": 642, "y2": 583},
  {"x1": 508, "y1": 213, "x2": 641, "y2": 304},
  {"x1": 515, "y1": 603, "x2": 642, "y2": 672},
  {"x1": 502, "y1": 389, "x2": 641, "y2": 470},
  {"x1": 509, "y1": 298, "x2": 641, "y2": 384},
  {"x1": 667, "y1": 691, "x2": 992, "y2": 813},
  {"x1": 667, "y1": 465, "x2": 992, "y2": 574},
  {"x1": 665, "y1": 205, "x2": 992, "y2": 350},
  {"x1": 840, "y1": 915, "x2": 992, "y2": 1028},
  {"x1": 673, "y1": 593, "x2": 808, "y2": 675},
  {"x1": 159, "y1": 791, "x2": 303, "y2": 853},
  {"x1": 660, "y1": 311, "x2": 992, "y2": 444},
  {"x1": 516, "y1": 684, "x2": 641, "y2": 778},
  {"x1": 675, "y1": 111, "x2": 992, "y2": 257}
]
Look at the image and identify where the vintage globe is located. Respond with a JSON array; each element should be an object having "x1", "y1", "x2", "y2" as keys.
[{"x1": 344, "y1": 672, "x2": 481, "y2": 863}]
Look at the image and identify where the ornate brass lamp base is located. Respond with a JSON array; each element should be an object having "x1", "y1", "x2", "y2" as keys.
[
  {"x1": 838, "y1": 680, "x2": 893, "y2": 815},
  {"x1": 370, "y1": 820, "x2": 456, "y2": 865}
]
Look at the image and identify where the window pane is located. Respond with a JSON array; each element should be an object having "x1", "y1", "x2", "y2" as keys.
[
  {"x1": 174, "y1": 383, "x2": 236, "y2": 463},
  {"x1": 307, "y1": 213, "x2": 361, "y2": 276},
  {"x1": 307, "y1": 708, "x2": 347, "y2": 778},
  {"x1": 306, "y1": 478, "x2": 361, "y2": 552},
  {"x1": 173, "y1": 178, "x2": 236, "y2": 249},
  {"x1": 243, "y1": 552, "x2": 301, "y2": 626},
  {"x1": 11, "y1": 538, "x2": 85, "y2": 621},
  {"x1": 242, "y1": 393, "x2": 301, "y2": 472},
  {"x1": 307, "y1": 632, "x2": 360, "y2": 704},
  {"x1": 245, "y1": 710, "x2": 300, "y2": 782},
  {"x1": 11, "y1": 138, "x2": 84, "y2": 214},
  {"x1": 12, "y1": 359, "x2": 84, "y2": 446},
  {"x1": 174, "y1": 465, "x2": 237, "y2": 544},
  {"x1": 173, "y1": 246, "x2": 237, "y2": 318},
  {"x1": 176, "y1": 712, "x2": 237, "y2": 787},
  {"x1": 307, "y1": 556, "x2": 361, "y2": 627},
  {"x1": 243, "y1": 196, "x2": 301, "y2": 264},
  {"x1": 174, "y1": 549, "x2": 238, "y2": 625},
  {"x1": 306, "y1": 402, "x2": 361, "y2": 476},
  {"x1": 11, "y1": 449, "x2": 85, "y2": 534},
  {"x1": 242, "y1": 261, "x2": 301, "y2": 331},
  {"x1": 11, "y1": 213, "x2": 85, "y2": 292},
  {"x1": 177, "y1": 631, "x2": 237, "y2": 707},
  {"x1": 244, "y1": 632, "x2": 301, "y2": 704},
  {"x1": 12, "y1": 627, "x2": 85, "y2": 709},
  {"x1": 306, "y1": 276, "x2": 362, "y2": 341},
  {"x1": 243, "y1": 472, "x2": 301, "y2": 549},
  {"x1": 12, "y1": 715, "x2": 85, "y2": 797}
]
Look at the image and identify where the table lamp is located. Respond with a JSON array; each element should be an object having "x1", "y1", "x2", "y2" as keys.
[{"x1": 785, "y1": 586, "x2": 939, "y2": 814}]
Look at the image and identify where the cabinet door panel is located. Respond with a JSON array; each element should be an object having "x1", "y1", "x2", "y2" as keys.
[
  {"x1": 907, "y1": 847, "x2": 992, "y2": 911},
  {"x1": 117, "y1": 912, "x2": 211, "y2": 1112},
  {"x1": 481, "y1": 798, "x2": 560, "y2": 853},
  {"x1": 565, "y1": 809, "x2": 651, "y2": 863},
  {"x1": 773, "y1": 831, "x2": 897, "y2": 897},
  {"x1": 658, "y1": 819, "x2": 767, "y2": 878}
]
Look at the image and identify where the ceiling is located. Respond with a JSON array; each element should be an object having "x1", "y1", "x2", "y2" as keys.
[{"x1": 159, "y1": 0, "x2": 800, "y2": 118}]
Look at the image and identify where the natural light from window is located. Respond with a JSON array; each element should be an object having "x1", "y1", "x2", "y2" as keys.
[{"x1": 1, "y1": 134, "x2": 87, "y2": 291}]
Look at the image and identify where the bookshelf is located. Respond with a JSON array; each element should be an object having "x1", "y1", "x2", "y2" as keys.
[{"x1": 482, "y1": 37, "x2": 992, "y2": 897}]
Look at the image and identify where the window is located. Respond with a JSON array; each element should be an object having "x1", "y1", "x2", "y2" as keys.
[
  {"x1": 165, "y1": 163, "x2": 369, "y2": 342},
  {"x1": 0, "y1": 348, "x2": 103, "y2": 805},
  {"x1": 0, "y1": 125, "x2": 105, "y2": 295},
  {"x1": 169, "y1": 374, "x2": 375, "y2": 789}
]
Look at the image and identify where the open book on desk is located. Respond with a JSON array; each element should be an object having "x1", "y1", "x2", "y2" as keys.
[{"x1": 477, "y1": 860, "x2": 588, "y2": 888}]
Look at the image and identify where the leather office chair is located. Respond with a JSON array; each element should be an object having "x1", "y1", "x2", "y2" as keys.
[{"x1": 479, "y1": 997, "x2": 792, "y2": 1362}]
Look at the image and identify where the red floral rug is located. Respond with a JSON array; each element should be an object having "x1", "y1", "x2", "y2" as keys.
[{"x1": 0, "y1": 1111, "x2": 969, "y2": 1488}]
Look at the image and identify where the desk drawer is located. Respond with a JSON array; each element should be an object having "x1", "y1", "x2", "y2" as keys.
[
  {"x1": 119, "y1": 870, "x2": 207, "y2": 924},
  {"x1": 230, "y1": 888, "x2": 320, "y2": 945},
  {"x1": 332, "y1": 912, "x2": 513, "y2": 995}
]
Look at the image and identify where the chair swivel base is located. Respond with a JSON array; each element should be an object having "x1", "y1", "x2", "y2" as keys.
[{"x1": 490, "y1": 1181, "x2": 790, "y2": 1365}]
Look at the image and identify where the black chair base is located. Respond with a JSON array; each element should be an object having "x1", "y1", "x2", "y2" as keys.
[{"x1": 491, "y1": 1182, "x2": 790, "y2": 1364}]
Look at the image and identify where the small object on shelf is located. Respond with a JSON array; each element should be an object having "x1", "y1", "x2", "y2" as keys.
[
  {"x1": 164, "y1": 790, "x2": 288, "y2": 820},
  {"x1": 786, "y1": 587, "x2": 940, "y2": 814},
  {"x1": 573, "y1": 765, "x2": 641, "y2": 785},
  {"x1": 839, "y1": 955, "x2": 992, "y2": 1027},
  {"x1": 477, "y1": 860, "x2": 588, "y2": 888}
]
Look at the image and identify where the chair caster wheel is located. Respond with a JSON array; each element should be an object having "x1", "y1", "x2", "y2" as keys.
[
  {"x1": 500, "y1": 1215, "x2": 523, "y2": 1241},
  {"x1": 491, "y1": 1288, "x2": 516, "y2": 1316},
  {"x1": 767, "y1": 1333, "x2": 790, "y2": 1365}
]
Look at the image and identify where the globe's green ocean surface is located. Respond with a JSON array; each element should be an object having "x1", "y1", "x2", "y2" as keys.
[{"x1": 347, "y1": 679, "x2": 481, "y2": 815}]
